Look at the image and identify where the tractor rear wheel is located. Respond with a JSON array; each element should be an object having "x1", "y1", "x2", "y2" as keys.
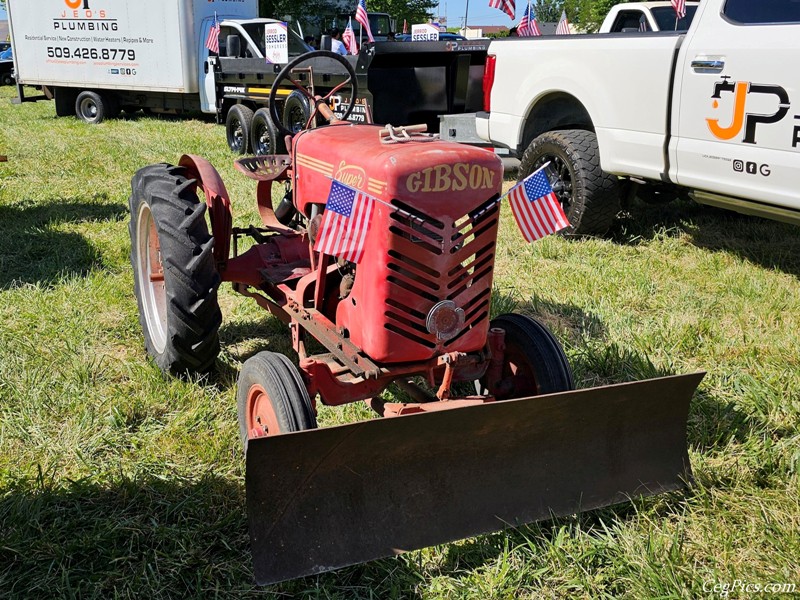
[
  {"x1": 484, "y1": 313, "x2": 574, "y2": 400},
  {"x1": 237, "y1": 351, "x2": 317, "y2": 451},
  {"x1": 129, "y1": 163, "x2": 222, "y2": 375},
  {"x1": 226, "y1": 104, "x2": 254, "y2": 154}
]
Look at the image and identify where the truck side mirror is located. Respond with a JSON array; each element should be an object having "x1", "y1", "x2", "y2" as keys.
[
  {"x1": 226, "y1": 35, "x2": 241, "y2": 58},
  {"x1": 319, "y1": 35, "x2": 332, "y2": 51}
]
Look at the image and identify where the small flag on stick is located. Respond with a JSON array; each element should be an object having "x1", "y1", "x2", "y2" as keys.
[
  {"x1": 555, "y1": 10, "x2": 571, "y2": 35},
  {"x1": 205, "y1": 13, "x2": 220, "y2": 53},
  {"x1": 671, "y1": 0, "x2": 686, "y2": 19},
  {"x1": 507, "y1": 167, "x2": 569, "y2": 242},
  {"x1": 343, "y1": 17, "x2": 359, "y2": 54},
  {"x1": 314, "y1": 181, "x2": 376, "y2": 263},
  {"x1": 489, "y1": 0, "x2": 515, "y2": 21},
  {"x1": 355, "y1": 0, "x2": 375, "y2": 42}
]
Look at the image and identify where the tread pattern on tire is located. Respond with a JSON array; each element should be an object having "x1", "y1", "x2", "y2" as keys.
[
  {"x1": 129, "y1": 163, "x2": 222, "y2": 375},
  {"x1": 519, "y1": 129, "x2": 620, "y2": 236},
  {"x1": 226, "y1": 105, "x2": 254, "y2": 154},
  {"x1": 490, "y1": 313, "x2": 574, "y2": 397},
  {"x1": 237, "y1": 351, "x2": 317, "y2": 450}
]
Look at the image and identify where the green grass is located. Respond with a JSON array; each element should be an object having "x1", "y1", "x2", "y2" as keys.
[{"x1": 1, "y1": 86, "x2": 799, "y2": 598}]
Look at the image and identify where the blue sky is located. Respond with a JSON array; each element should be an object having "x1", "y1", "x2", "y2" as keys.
[{"x1": 435, "y1": 0, "x2": 518, "y2": 29}]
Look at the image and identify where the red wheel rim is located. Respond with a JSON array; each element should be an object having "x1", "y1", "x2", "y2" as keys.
[{"x1": 246, "y1": 384, "x2": 281, "y2": 439}]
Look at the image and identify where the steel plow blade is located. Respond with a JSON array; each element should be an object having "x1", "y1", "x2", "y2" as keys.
[{"x1": 246, "y1": 372, "x2": 704, "y2": 585}]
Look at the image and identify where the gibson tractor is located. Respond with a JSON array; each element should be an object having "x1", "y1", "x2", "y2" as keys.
[{"x1": 129, "y1": 51, "x2": 702, "y2": 584}]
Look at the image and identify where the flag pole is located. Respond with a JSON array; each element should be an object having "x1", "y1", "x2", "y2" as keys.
[{"x1": 463, "y1": 0, "x2": 470, "y2": 34}]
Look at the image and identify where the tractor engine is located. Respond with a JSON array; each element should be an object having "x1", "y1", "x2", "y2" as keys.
[{"x1": 293, "y1": 124, "x2": 504, "y2": 363}]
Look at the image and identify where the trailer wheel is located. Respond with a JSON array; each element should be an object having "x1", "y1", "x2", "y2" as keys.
[
  {"x1": 519, "y1": 130, "x2": 620, "y2": 236},
  {"x1": 282, "y1": 90, "x2": 312, "y2": 135},
  {"x1": 226, "y1": 105, "x2": 254, "y2": 154},
  {"x1": 484, "y1": 313, "x2": 573, "y2": 400},
  {"x1": 237, "y1": 351, "x2": 317, "y2": 450},
  {"x1": 129, "y1": 163, "x2": 222, "y2": 375},
  {"x1": 75, "y1": 91, "x2": 110, "y2": 124},
  {"x1": 1, "y1": 74, "x2": 13, "y2": 86},
  {"x1": 250, "y1": 108, "x2": 285, "y2": 155}
]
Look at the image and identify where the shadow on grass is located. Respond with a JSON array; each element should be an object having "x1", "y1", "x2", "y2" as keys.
[
  {"x1": 0, "y1": 196, "x2": 127, "y2": 289},
  {"x1": 610, "y1": 197, "x2": 800, "y2": 278},
  {"x1": 0, "y1": 473, "x2": 432, "y2": 598}
]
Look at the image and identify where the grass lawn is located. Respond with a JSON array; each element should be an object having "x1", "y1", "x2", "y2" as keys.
[{"x1": 0, "y1": 86, "x2": 798, "y2": 599}]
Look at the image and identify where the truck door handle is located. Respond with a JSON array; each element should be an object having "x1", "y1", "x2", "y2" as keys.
[{"x1": 691, "y1": 59, "x2": 725, "y2": 71}]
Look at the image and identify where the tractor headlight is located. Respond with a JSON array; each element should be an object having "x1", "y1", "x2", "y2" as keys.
[{"x1": 426, "y1": 300, "x2": 466, "y2": 341}]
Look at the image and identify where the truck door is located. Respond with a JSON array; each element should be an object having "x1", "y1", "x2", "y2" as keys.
[
  {"x1": 200, "y1": 19, "x2": 218, "y2": 113},
  {"x1": 674, "y1": 0, "x2": 800, "y2": 211}
]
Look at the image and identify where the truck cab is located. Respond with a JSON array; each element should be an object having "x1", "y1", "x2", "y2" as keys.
[{"x1": 600, "y1": 1, "x2": 699, "y2": 32}]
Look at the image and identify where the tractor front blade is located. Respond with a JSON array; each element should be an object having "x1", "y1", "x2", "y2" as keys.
[{"x1": 246, "y1": 372, "x2": 704, "y2": 585}]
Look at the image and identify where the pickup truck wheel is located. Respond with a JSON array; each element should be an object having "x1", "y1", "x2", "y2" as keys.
[
  {"x1": 129, "y1": 163, "x2": 222, "y2": 375},
  {"x1": 519, "y1": 130, "x2": 620, "y2": 236},
  {"x1": 250, "y1": 108, "x2": 285, "y2": 155},
  {"x1": 226, "y1": 105, "x2": 254, "y2": 154}
]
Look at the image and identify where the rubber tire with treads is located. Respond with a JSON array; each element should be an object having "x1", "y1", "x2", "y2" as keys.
[
  {"x1": 1, "y1": 73, "x2": 13, "y2": 86},
  {"x1": 519, "y1": 129, "x2": 620, "y2": 236},
  {"x1": 129, "y1": 163, "x2": 222, "y2": 375},
  {"x1": 237, "y1": 351, "x2": 317, "y2": 451},
  {"x1": 226, "y1": 104, "x2": 254, "y2": 154},
  {"x1": 250, "y1": 108, "x2": 286, "y2": 155},
  {"x1": 282, "y1": 90, "x2": 312, "y2": 135},
  {"x1": 484, "y1": 313, "x2": 574, "y2": 400},
  {"x1": 75, "y1": 90, "x2": 109, "y2": 124}
]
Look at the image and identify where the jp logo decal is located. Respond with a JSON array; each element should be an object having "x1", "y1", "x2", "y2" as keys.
[{"x1": 707, "y1": 76, "x2": 793, "y2": 146}]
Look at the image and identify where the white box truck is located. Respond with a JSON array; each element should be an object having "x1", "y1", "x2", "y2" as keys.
[{"x1": 6, "y1": 0, "x2": 258, "y2": 122}]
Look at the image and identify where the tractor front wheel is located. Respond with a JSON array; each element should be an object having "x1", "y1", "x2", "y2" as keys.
[
  {"x1": 129, "y1": 163, "x2": 222, "y2": 375},
  {"x1": 237, "y1": 351, "x2": 317, "y2": 451},
  {"x1": 484, "y1": 313, "x2": 574, "y2": 400}
]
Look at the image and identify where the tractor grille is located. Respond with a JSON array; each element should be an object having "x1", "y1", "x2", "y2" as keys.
[{"x1": 383, "y1": 197, "x2": 499, "y2": 350}]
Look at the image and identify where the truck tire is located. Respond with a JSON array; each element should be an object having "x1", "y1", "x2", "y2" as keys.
[
  {"x1": 282, "y1": 90, "x2": 312, "y2": 135},
  {"x1": 1, "y1": 73, "x2": 13, "y2": 86},
  {"x1": 519, "y1": 130, "x2": 620, "y2": 236},
  {"x1": 129, "y1": 163, "x2": 222, "y2": 375},
  {"x1": 226, "y1": 104, "x2": 254, "y2": 154},
  {"x1": 250, "y1": 108, "x2": 286, "y2": 155},
  {"x1": 75, "y1": 90, "x2": 110, "y2": 124}
]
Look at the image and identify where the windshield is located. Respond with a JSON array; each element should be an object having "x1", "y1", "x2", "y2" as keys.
[
  {"x1": 651, "y1": 6, "x2": 698, "y2": 31},
  {"x1": 240, "y1": 23, "x2": 311, "y2": 57},
  {"x1": 335, "y1": 14, "x2": 392, "y2": 36}
]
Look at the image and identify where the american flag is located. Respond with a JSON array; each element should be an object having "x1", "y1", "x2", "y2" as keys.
[
  {"x1": 205, "y1": 13, "x2": 220, "y2": 54},
  {"x1": 671, "y1": 0, "x2": 686, "y2": 19},
  {"x1": 343, "y1": 18, "x2": 359, "y2": 55},
  {"x1": 403, "y1": 19, "x2": 408, "y2": 34},
  {"x1": 489, "y1": 0, "x2": 515, "y2": 21},
  {"x1": 639, "y1": 14, "x2": 649, "y2": 31},
  {"x1": 355, "y1": 0, "x2": 375, "y2": 43},
  {"x1": 518, "y1": 2, "x2": 540, "y2": 36},
  {"x1": 314, "y1": 181, "x2": 376, "y2": 263},
  {"x1": 507, "y1": 167, "x2": 569, "y2": 242},
  {"x1": 555, "y1": 10, "x2": 571, "y2": 35}
]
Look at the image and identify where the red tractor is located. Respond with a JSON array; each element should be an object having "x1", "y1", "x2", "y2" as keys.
[{"x1": 129, "y1": 51, "x2": 702, "y2": 584}]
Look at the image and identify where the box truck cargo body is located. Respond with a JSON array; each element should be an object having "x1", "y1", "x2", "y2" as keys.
[{"x1": 7, "y1": 0, "x2": 258, "y2": 121}]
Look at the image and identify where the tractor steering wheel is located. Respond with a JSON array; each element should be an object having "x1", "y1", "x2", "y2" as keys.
[{"x1": 268, "y1": 50, "x2": 359, "y2": 140}]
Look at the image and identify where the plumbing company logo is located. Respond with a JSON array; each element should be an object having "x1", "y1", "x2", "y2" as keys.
[
  {"x1": 707, "y1": 76, "x2": 797, "y2": 147},
  {"x1": 57, "y1": 0, "x2": 116, "y2": 30}
]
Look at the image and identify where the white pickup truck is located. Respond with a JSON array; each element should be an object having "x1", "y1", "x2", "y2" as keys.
[{"x1": 478, "y1": 0, "x2": 800, "y2": 235}]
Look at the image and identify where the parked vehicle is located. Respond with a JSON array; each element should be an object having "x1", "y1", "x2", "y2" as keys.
[
  {"x1": 6, "y1": 0, "x2": 261, "y2": 122},
  {"x1": 478, "y1": 0, "x2": 800, "y2": 234},
  {"x1": 599, "y1": 1, "x2": 699, "y2": 32}
]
